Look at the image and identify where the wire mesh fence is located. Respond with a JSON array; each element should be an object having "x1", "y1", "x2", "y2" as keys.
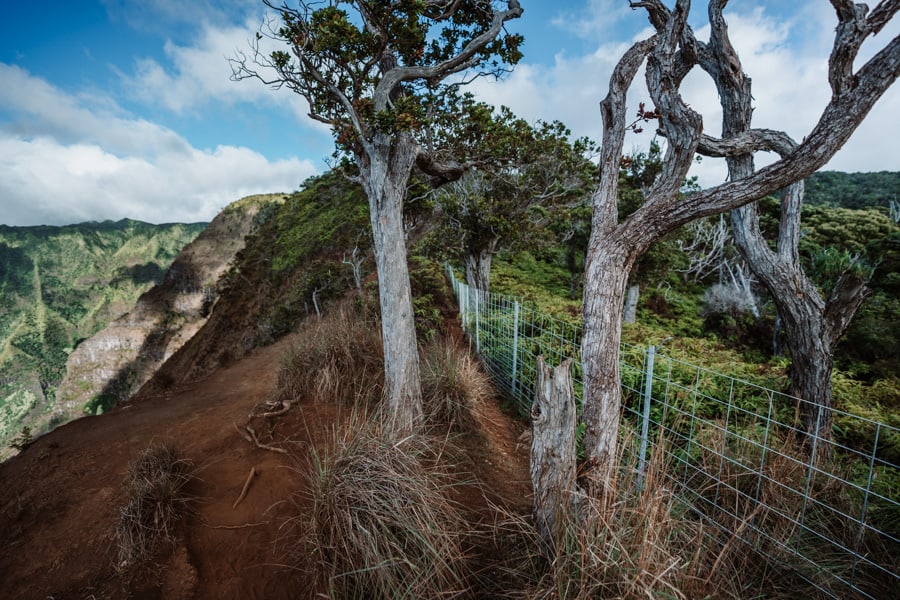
[{"x1": 447, "y1": 266, "x2": 899, "y2": 599}]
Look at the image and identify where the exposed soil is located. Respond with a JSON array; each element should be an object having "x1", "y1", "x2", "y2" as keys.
[{"x1": 0, "y1": 332, "x2": 532, "y2": 599}]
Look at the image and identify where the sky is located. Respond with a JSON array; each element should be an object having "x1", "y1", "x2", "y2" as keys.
[{"x1": 1, "y1": 0, "x2": 897, "y2": 226}]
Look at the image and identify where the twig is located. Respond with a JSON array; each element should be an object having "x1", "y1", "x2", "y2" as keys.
[
  {"x1": 245, "y1": 424, "x2": 289, "y2": 455},
  {"x1": 234, "y1": 421, "x2": 252, "y2": 443},
  {"x1": 233, "y1": 466, "x2": 258, "y2": 509},
  {"x1": 210, "y1": 521, "x2": 269, "y2": 529}
]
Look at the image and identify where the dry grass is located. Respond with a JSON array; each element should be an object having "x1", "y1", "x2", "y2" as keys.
[
  {"x1": 114, "y1": 443, "x2": 193, "y2": 570},
  {"x1": 484, "y1": 436, "x2": 738, "y2": 600},
  {"x1": 273, "y1": 297, "x2": 384, "y2": 407},
  {"x1": 675, "y1": 421, "x2": 899, "y2": 599},
  {"x1": 295, "y1": 414, "x2": 471, "y2": 599},
  {"x1": 420, "y1": 340, "x2": 493, "y2": 432}
]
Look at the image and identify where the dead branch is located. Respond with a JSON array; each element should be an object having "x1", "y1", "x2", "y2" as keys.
[
  {"x1": 210, "y1": 522, "x2": 269, "y2": 529},
  {"x1": 254, "y1": 400, "x2": 293, "y2": 418},
  {"x1": 232, "y1": 466, "x2": 258, "y2": 509}
]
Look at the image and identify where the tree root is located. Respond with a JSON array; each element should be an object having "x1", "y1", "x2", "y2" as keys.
[
  {"x1": 233, "y1": 422, "x2": 289, "y2": 455},
  {"x1": 258, "y1": 400, "x2": 292, "y2": 418},
  {"x1": 232, "y1": 466, "x2": 257, "y2": 509}
]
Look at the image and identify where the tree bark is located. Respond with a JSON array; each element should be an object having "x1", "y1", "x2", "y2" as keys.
[
  {"x1": 582, "y1": 242, "x2": 635, "y2": 488},
  {"x1": 730, "y1": 197, "x2": 869, "y2": 458},
  {"x1": 464, "y1": 238, "x2": 497, "y2": 292},
  {"x1": 360, "y1": 132, "x2": 423, "y2": 434},
  {"x1": 531, "y1": 357, "x2": 577, "y2": 552},
  {"x1": 623, "y1": 283, "x2": 640, "y2": 324}
]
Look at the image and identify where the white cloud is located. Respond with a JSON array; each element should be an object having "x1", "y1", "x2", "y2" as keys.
[
  {"x1": 551, "y1": 0, "x2": 634, "y2": 41},
  {"x1": 0, "y1": 63, "x2": 191, "y2": 158},
  {"x1": 0, "y1": 136, "x2": 316, "y2": 226},
  {"x1": 0, "y1": 66, "x2": 318, "y2": 226},
  {"x1": 120, "y1": 17, "x2": 328, "y2": 130}
]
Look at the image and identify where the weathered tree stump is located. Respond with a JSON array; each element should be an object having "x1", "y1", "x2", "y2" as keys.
[{"x1": 530, "y1": 356, "x2": 577, "y2": 553}]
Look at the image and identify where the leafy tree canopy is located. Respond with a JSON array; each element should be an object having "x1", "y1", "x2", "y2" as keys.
[{"x1": 244, "y1": 0, "x2": 523, "y2": 165}]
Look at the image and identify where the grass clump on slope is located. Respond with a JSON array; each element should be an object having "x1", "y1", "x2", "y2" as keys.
[{"x1": 114, "y1": 444, "x2": 193, "y2": 570}]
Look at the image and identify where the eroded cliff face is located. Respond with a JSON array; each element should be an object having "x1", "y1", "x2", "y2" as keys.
[{"x1": 52, "y1": 194, "x2": 286, "y2": 424}]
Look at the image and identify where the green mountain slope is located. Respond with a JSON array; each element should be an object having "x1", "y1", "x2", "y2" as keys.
[
  {"x1": 805, "y1": 171, "x2": 900, "y2": 209},
  {"x1": 0, "y1": 219, "x2": 207, "y2": 446}
]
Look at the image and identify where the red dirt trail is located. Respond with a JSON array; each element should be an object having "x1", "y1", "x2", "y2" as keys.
[{"x1": 0, "y1": 335, "x2": 532, "y2": 599}]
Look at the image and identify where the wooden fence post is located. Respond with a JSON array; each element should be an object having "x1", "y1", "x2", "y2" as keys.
[{"x1": 531, "y1": 356, "x2": 577, "y2": 553}]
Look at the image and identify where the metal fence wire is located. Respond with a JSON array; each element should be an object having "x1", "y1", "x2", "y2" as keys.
[{"x1": 446, "y1": 266, "x2": 899, "y2": 600}]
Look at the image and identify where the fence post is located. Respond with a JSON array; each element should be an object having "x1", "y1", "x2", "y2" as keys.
[
  {"x1": 850, "y1": 422, "x2": 881, "y2": 588},
  {"x1": 474, "y1": 287, "x2": 481, "y2": 354},
  {"x1": 531, "y1": 357, "x2": 577, "y2": 553},
  {"x1": 637, "y1": 345, "x2": 656, "y2": 490},
  {"x1": 511, "y1": 300, "x2": 520, "y2": 399}
]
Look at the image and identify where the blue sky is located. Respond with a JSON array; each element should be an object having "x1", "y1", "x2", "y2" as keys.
[{"x1": 1, "y1": 1, "x2": 897, "y2": 226}]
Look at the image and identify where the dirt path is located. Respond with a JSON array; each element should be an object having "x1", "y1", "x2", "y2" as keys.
[{"x1": 0, "y1": 334, "x2": 532, "y2": 599}]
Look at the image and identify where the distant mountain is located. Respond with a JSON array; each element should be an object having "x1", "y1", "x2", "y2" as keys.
[
  {"x1": 53, "y1": 193, "x2": 286, "y2": 427},
  {"x1": 0, "y1": 218, "x2": 207, "y2": 453},
  {"x1": 804, "y1": 171, "x2": 900, "y2": 210}
]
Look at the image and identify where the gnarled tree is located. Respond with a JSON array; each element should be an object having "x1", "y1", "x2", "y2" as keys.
[
  {"x1": 692, "y1": 0, "x2": 878, "y2": 458},
  {"x1": 580, "y1": 0, "x2": 899, "y2": 486},
  {"x1": 231, "y1": 1, "x2": 523, "y2": 433}
]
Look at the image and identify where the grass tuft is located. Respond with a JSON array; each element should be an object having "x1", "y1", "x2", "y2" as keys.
[
  {"x1": 420, "y1": 341, "x2": 492, "y2": 432},
  {"x1": 483, "y1": 434, "x2": 742, "y2": 600},
  {"x1": 296, "y1": 415, "x2": 470, "y2": 599},
  {"x1": 114, "y1": 443, "x2": 193, "y2": 570},
  {"x1": 273, "y1": 297, "x2": 383, "y2": 407}
]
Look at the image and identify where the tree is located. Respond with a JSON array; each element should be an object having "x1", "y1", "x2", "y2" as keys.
[
  {"x1": 436, "y1": 111, "x2": 596, "y2": 291},
  {"x1": 617, "y1": 141, "x2": 691, "y2": 322},
  {"x1": 690, "y1": 3, "x2": 880, "y2": 456},
  {"x1": 580, "y1": 0, "x2": 899, "y2": 486},
  {"x1": 232, "y1": 1, "x2": 523, "y2": 433}
]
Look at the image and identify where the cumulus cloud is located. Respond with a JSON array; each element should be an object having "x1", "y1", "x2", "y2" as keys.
[
  {"x1": 120, "y1": 16, "x2": 328, "y2": 130},
  {"x1": 0, "y1": 63, "x2": 191, "y2": 158},
  {"x1": 550, "y1": 0, "x2": 634, "y2": 41},
  {"x1": 0, "y1": 66, "x2": 318, "y2": 226}
]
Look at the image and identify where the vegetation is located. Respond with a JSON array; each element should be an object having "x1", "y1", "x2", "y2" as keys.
[
  {"x1": 805, "y1": 171, "x2": 900, "y2": 210},
  {"x1": 420, "y1": 340, "x2": 492, "y2": 432},
  {"x1": 577, "y1": 0, "x2": 899, "y2": 484},
  {"x1": 114, "y1": 444, "x2": 193, "y2": 571},
  {"x1": 431, "y1": 113, "x2": 596, "y2": 292},
  {"x1": 217, "y1": 172, "x2": 370, "y2": 349},
  {"x1": 298, "y1": 417, "x2": 469, "y2": 599},
  {"x1": 0, "y1": 219, "x2": 205, "y2": 453}
]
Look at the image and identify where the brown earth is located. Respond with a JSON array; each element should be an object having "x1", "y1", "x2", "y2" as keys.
[{"x1": 0, "y1": 332, "x2": 532, "y2": 599}]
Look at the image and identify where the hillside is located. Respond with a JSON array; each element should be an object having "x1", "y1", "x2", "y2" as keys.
[
  {"x1": 0, "y1": 174, "x2": 535, "y2": 599},
  {"x1": 805, "y1": 170, "x2": 900, "y2": 209},
  {"x1": 0, "y1": 170, "x2": 897, "y2": 598},
  {"x1": 52, "y1": 194, "x2": 286, "y2": 429},
  {"x1": 0, "y1": 219, "x2": 207, "y2": 452}
]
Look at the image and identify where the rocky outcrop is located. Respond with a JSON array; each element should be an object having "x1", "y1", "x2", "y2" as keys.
[{"x1": 52, "y1": 194, "x2": 286, "y2": 422}]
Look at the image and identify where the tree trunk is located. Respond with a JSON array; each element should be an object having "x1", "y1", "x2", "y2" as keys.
[
  {"x1": 623, "y1": 283, "x2": 640, "y2": 324},
  {"x1": 531, "y1": 357, "x2": 578, "y2": 553},
  {"x1": 784, "y1": 316, "x2": 834, "y2": 452},
  {"x1": 360, "y1": 133, "x2": 423, "y2": 434},
  {"x1": 691, "y1": 1, "x2": 871, "y2": 457},
  {"x1": 464, "y1": 239, "x2": 497, "y2": 292},
  {"x1": 581, "y1": 240, "x2": 635, "y2": 489}
]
